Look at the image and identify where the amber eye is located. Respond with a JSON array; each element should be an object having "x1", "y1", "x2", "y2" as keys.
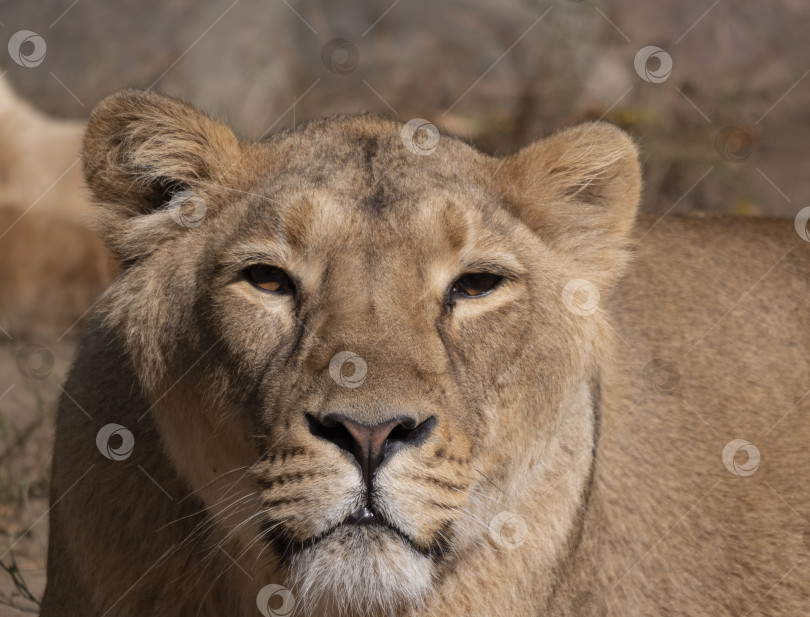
[
  {"x1": 449, "y1": 272, "x2": 502, "y2": 298},
  {"x1": 244, "y1": 265, "x2": 295, "y2": 294}
]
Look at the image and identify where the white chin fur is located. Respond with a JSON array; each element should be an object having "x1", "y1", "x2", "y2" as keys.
[{"x1": 287, "y1": 526, "x2": 433, "y2": 617}]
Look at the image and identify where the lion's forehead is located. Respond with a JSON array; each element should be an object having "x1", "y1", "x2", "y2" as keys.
[
  {"x1": 257, "y1": 117, "x2": 492, "y2": 207},
  {"x1": 211, "y1": 118, "x2": 510, "y2": 270},
  {"x1": 220, "y1": 157, "x2": 511, "y2": 271}
]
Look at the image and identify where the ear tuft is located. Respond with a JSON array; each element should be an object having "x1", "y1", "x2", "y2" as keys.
[
  {"x1": 497, "y1": 122, "x2": 642, "y2": 288},
  {"x1": 139, "y1": 176, "x2": 191, "y2": 212},
  {"x1": 82, "y1": 90, "x2": 242, "y2": 260}
]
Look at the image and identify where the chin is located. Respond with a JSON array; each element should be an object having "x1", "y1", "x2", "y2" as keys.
[{"x1": 287, "y1": 525, "x2": 433, "y2": 617}]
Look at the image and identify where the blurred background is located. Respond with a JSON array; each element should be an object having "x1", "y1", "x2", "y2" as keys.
[{"x1": 0, "y1": 0, "x2": 807, "y2": 612}]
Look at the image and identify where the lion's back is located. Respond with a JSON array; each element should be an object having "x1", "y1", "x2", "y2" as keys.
[{"x1": 599, "y1": 214, "x2": 809, "y2": 616}]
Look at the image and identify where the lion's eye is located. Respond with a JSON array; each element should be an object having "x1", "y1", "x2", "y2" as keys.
[
  {"x1": 449, "y1": 272, "x2": 502, "y2": 298},
  {"x1": 244, "y1": 265, "x2": 295, "y2": 294}
]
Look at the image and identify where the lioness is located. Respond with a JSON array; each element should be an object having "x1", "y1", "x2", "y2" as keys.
[
  {"x1": 42, "y1": 90, "x2": 809, "y2": 617},
  {"x1": 0, "y1": 76, "x2": 112, "y2": 336}
]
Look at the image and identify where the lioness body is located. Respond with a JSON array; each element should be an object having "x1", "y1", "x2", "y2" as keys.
[
  {"x1": 0, "y1": 77, "x2": 112, "y2": 335},
  {"x1": 598, "y1": 215, "x2": 809, "y2": 615},
  {"x1": 42, "y1": 94, "x2": 809, "y2": 617}
]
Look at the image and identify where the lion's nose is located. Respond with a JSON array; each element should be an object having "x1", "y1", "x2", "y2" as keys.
[{"x1": 307, "y1": 413, "x2": 436, "y2": 491}]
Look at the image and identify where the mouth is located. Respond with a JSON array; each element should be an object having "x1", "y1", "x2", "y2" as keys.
[
  {"x1": 273, "y1": 509, "x2": 440, "y2": 614},
  {"x1": 262, "y1": 505, "x2": 441, "y2": 563}
]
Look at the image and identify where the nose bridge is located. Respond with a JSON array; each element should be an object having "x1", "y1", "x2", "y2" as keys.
[
  {"x1": 314, "y1": 267, "x2": 434, "y2": 393},
  {"x1": 318, "y1": 314, "x2": 439, "y2": 419},
  {"x1": 302, "y1": 230, "x2": 449, "y2": 425},
  {"x1": 315, "y1": 246, "x2": 395, "y2": 345}
]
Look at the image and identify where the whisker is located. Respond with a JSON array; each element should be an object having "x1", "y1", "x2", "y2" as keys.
[
  {"x1": 158, "y1": 485, "x2": 255, "y2": 531},
  {"x1": 450, "y1": 482, "x2": 511, "y2": 511},
  {"x1": 178, "y1": 465, "x2": 252, "y2": 503}
]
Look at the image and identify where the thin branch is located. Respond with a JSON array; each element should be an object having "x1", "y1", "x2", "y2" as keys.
[{"x1": 0, "y1": 549, "x2": 42, "y2": 613}]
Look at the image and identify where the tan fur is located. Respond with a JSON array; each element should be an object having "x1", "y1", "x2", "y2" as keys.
[
  {"x1": 42, "y1": 91, "x2": 810, "y2": 617},
  {"x1": 0, "y1": 76, "x2": 113, "y2": 336}
]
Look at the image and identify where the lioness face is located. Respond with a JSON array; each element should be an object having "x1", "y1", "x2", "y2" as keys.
[
  {"x1": 84, "y1": 93, "x2": 639, "y2": 614},
  {"x1": 207, "y1": 145, "x2": 553, "y2": 607}
]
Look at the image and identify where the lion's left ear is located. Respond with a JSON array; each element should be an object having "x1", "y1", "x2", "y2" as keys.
[{"x1": 495, "y1": 122, "x2": 642, "y2": 289}]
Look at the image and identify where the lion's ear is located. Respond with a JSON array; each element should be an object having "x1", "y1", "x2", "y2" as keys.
[
  {"x1": 82, "y1": 89, "x2": 243, "y2": 262},
  {"x1": 496, "y1": 122, "x2": 641, "y2": 288}
]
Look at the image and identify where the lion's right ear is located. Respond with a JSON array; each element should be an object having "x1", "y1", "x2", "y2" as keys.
[{"x1": 83, "y1": 90, "x2": 243, "y2": 262}]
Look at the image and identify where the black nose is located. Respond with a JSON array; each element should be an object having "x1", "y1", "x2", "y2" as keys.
[{"x1": 307, "y1": 413, "x2": 436, "y2": 491}]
